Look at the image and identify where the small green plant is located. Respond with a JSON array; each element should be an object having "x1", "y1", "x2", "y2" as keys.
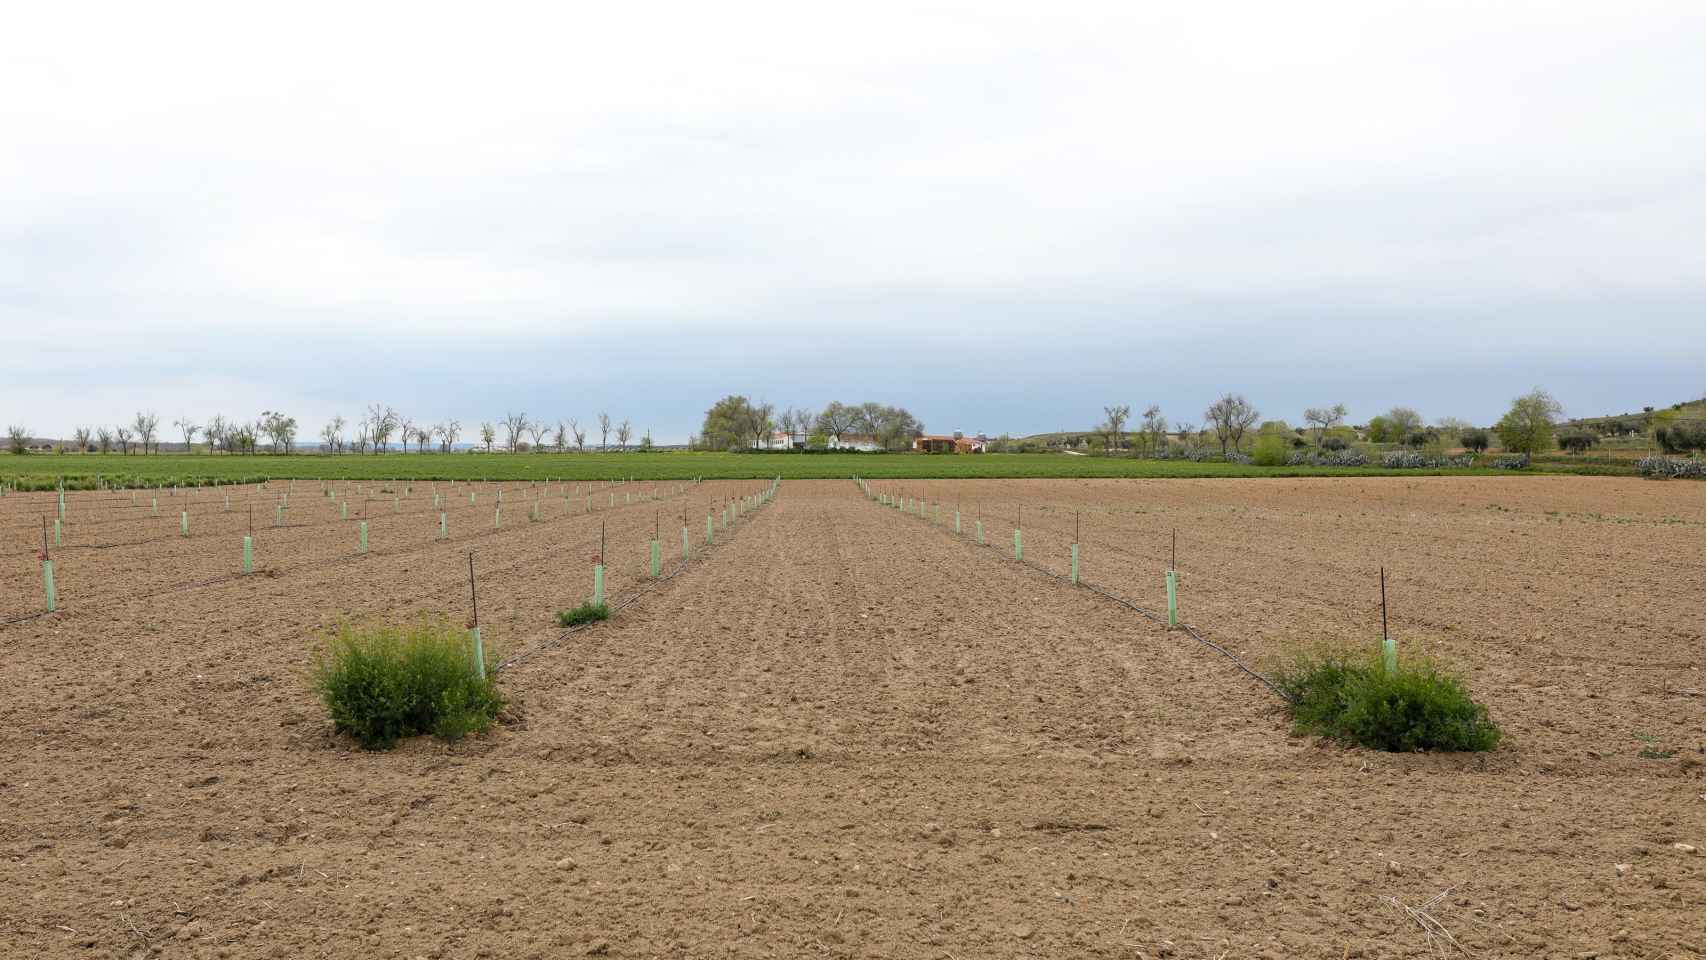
[
  {"x1": 1633, "y1": 731, "x2": 1675, "y2": 760},
  {"x1": 310, "y1": 618, "x2": 502, "y2": 750},
  {"x1": 555, "y1": 601, "x2": 610, "y2": 627},
  {"x1": 1273, "y1": 647, "x2": 1500, "y2": 752}
]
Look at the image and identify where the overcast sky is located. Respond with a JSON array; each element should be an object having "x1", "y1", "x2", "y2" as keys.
[{"x1": 3, "y1": 1, "x2": 1703, "y2": 443}]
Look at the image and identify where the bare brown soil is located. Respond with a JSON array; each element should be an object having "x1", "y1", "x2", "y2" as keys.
[{"x1": 2, "y1": 477, "x2": 1702, "y2": 959}]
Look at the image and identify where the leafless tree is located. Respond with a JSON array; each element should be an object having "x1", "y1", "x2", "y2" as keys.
[
  {"x1": 132, "y1": 411, "x2": 160, "y2": 454},
  {"x1": 321, "y1": 417, "x2": 344, "y2": 453},
  {"x1": 1302, "y1": 404, "x2": 1348, "y2": 447},
  {"x1": 72, "y1": 427, "x2": 93, "y2": 452},
  {"x1": 96, "y1": 427, "x2": 113, "y2": 453},
  {"x1": 437, "y1": 419, "x2": 462, "y2": 453},
  {"x1": 501, "y1": 412, "x2": 528, "y2": 452},
  {"x1": 173, "y1": 416, "x2": 200, "y2": 454},
  {"x1": 1140, "y1": 405, "x2": 1167, "y2": 457},
  {"x1": 115, "y1": 426, "x2": 133, "y2": 455},
  {"x1": 568, "y1": 418, "x2": 586, "y2": 452},
  {"x1": 616, "y1": 419, "x2": 633, "y2": 451},
  {"x1": 414, "y1": 425, "x2": 432, "y2": 452},
  {"x1": 1101, "y1": 404, "x2": 1131, "y2": 453},
  {"x1": 480, "y1": 422, "x2": 496, "y2": 452},
  {"x1": 398, "y1": 415, "x2": 415, "y2": 454},
  {"x1": 206, "y1": 415, "x2": 229, "y2": 454},
  {"x1": 527, "y1": 419, "x2": 550, "y2": 451},
  {"x1": 1204, "y1": 393, "x2": 1259, "y2": 454},
  {"x1": 6, "y1": 425, "x2": 26, "y2": 455},
  {"x1": 365, "y1": 404, "x2": 398, "y2": 454},
  {"x1": 552, "y1": 422, "x2": 567, "y2": 452},
  {"x1": 352, "y1": 423, "x2": 370, "y2": 454},
  {"x1": 598, "y1": 412, "x2": 611, "y2": 451}
]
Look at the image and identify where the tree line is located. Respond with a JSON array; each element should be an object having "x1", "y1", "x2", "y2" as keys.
[
  {"x1": 10, "y1": 406, "x2": 650, "y2": 455},
  {"x1": 1087, "y1": 388, "x2": 1570, "y2": 458},
  {"x1": 697, "y1": 397, "x2": 923, "y2": 451}
]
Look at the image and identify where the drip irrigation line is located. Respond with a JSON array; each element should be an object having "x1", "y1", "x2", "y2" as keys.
[
  {"x1": 864, "y1": 481, "x2": 1293, "y2": 703},
  {"x1": 493, "y1": 480, "x2": 781, "y2": 674},
  {"x1": 0, "y1": 479, "x2": 713, "y2": 629}
]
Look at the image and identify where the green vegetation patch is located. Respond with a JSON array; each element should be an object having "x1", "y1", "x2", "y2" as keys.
[
  {"x1": 555, "y1": 601, "x2": 611, "y2": 627},
  {"x1": 310, "y1": 618, "x2": 502, "y2": 750},
  {"x1": 1273, "y1": 648, "x2": 1500, "y2": 752}
]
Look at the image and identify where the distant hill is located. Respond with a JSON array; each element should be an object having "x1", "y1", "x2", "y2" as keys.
[{"x1": 1568, "y1": 396, "x2": 1706, "y2": 432}]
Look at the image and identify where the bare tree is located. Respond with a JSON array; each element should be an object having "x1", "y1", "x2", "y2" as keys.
[
  {"x1": 616, "y1": 419, "x2": 633, "y2": 451},
  {"x1": 320, "y1": 417, "x2": 344, "y2": 453},
  {"x1": 96, "y1": 427, "x2": 113, "y2": 453},
  {"x1": 1140, "y1": 405, "x2": 1167, "y2": 457},
  {"x1": 398, "y1": 415, "x2": 415, "y2": 454},
  {"x1": 1100, "y1": 404, "x2": 1131, "y2": 454},
  {"x1": 205, "y1": 414, "x2": 229, "y2": 454},
  {"x1": 480, "y1": 422, "x2": 496, "y2": 453},
  {"x1": 365, "y1": 404, "x2": 398, "y2": 454},
  {"x1": 1302, "y1": 403, "x2": 1348, "y2": 447},
  {"x1": 501, "y1": 412, "x2": 528, "y2": 452},
  {"x1": 568, "y1": 418, "x2": 586, "y2": 452},
  {"x1": 115, "y1": 426, "x2": 133, "y2": 455},
  {"x1": 414, "y1": 425, "x2": 433, "y2": 452},
  {"x1": 8, "y1": 424, "x2": 31, "y2": 454},
  {"x1": 72, "y1": 427, "x2": 93, "y2": 452},
  {"x1": 552, "y1": 422, "x2": 567, "y2": 452},
  {"x1": 173, "y1": 416, "x2": 200, "y2": 454},
  {"x1": 132, "y1": 411, "x2": 160, "y2": 454},
  {"x1": 527, "y1": 419, "x2": 550, "y2": 451},
  {"x1": 437, "y1": 419, "x2": 462, "y2": 453},
  {"x1": 1204, "y1": 394, "x2": 1259, "y2": 454},
  {"x1": 598, "y1": 412, "x2": 611, "y2": 451},
  {"x1": 352, "y1": 423, "x2": 370, "y2": 455}
]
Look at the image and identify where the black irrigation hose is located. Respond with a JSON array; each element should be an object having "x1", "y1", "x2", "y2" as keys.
[
  {"x1": 857, "y1": 478, "x2": 1294, "y2": 703},
  {"x1": 0, "y1": 480, "x2": 715, "y2": 628},
  {"x1": 492, "y1": 482, "x2": 781, "y2": 674}
]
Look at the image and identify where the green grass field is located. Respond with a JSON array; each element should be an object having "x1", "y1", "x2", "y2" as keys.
[{"x1": 0, "y1": 450, "x2": 1629, "y2": 488}]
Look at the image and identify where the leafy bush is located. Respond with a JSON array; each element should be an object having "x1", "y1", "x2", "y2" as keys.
[
  {"x1": 310, "y1": 619, "x2": 502, "y2": 750},
  {"x1": 1321, "y1": 435, "x2": 1349, "y2": 451},
  {"x1": 1655, "y1": 422, "x2": 1706, "y2": 454},
  {"x1": 1636, "y1": 455, "x2": 1706, "y2": 479},
  {"x1": 1459, "y1": 428, "x2": 1490, "y2": 452},
  {"x1": 1273, "y1": 648, "x2": 1500, "y2": 752},
  {"x1": 555, "y1": 601, "x2": 611, "y2": 626},
  {"x1": 1252, "y1": 434, "x2": 1290, "y2": 466},
  {"x1": 1381, "y1": 451, "x2": 1474, "y2": 469},
  {"x1": 1287, "y1": 450, "x2": 1370, "y2": 467},
  {"x1": 1557, "y1": 428, "x2": 1599, "y2": 453}
]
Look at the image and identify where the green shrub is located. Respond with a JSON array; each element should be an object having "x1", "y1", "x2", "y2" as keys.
[
  {"x1": 555, "y1": 601, "x2": 610, "y2": 627},
  {"x1": 1272, "y1": 647, "x2": 1500, "y2": 752},
  {"x1": 1252, "y1": 434, "x2": 1290, "y2": 466},
  {"x1": 310, "y1": 618, "x2": 502, "y2": 750}
]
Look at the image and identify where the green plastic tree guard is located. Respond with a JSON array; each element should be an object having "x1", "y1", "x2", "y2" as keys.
[
  {"x1": 359, "y1": 521, "x2": 368, "y2": 553},
  {"x1": 593, "y1": 563, "x2": 605, "y2": 606},
  {"x1": 470, "y1": 626, "x2": 486, "y2": 680},
  {"x1": 243, "y1": 536, "x2": 253, "y2": 573},
  {"x1": 1071, "y1": 543, "x2": 1079, "y2": 584},
  {"x1": 1166, "y1": 571, "x2": 1178, "y2": 627},
  {"x1": 43, "y1": 558, "x2": 56, "y2": 612}
]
